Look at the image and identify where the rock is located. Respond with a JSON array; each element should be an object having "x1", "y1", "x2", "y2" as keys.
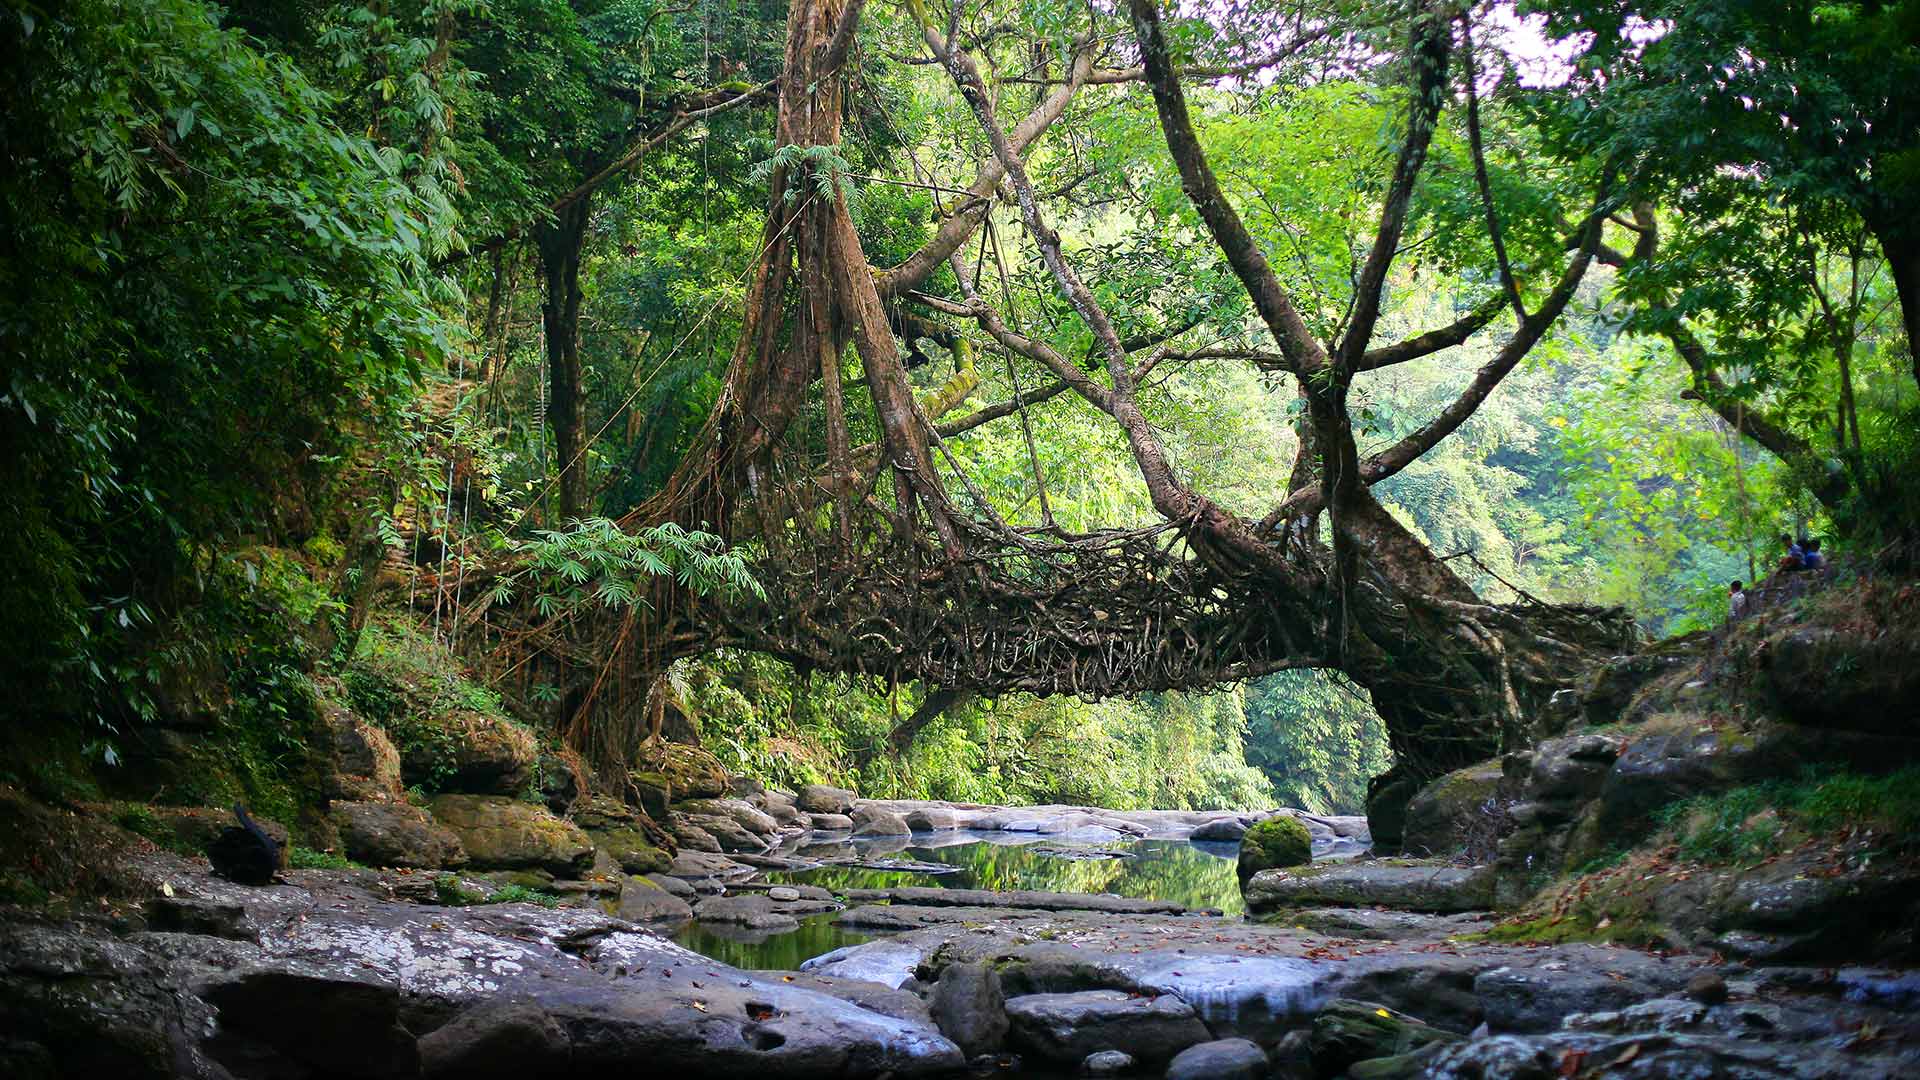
[
  {"x1": 672, "y1": 820, "x2": 721, "y2": 852},
  {"x1": 1424, "y1": 1031, "x2": 1837, "y2": 1079},
  {"x1": 320, "y1": 698, "x2": 403, "y2": 802},
  {"x1": 929, "y1": 961, "x2": 1007, "y2": 1058},
  {"x1": 903, "y1": 806, "x2": 960, "y2": 831},
  {"x1": 568, "y1": 794, "x2": 635, "y2": 830},
  {"x1": 1165, "y1": 1038, "x2": 1268, "y2": 1080},
  {"x1": 1237, "y1": 815, "x2": 1312, "y2": 884},
  {"x1": 679, "y1": 812, "x2": 765, "y2": 852},
  {"x1": 142, "y1": 805, "x2": 291, "y2": 858},
  {"x1": 615, "y1": 877, "x2": 693, "y2": 922},
  {"x1": 1474, "y1": 965, "x2": 1654, "y2": 1033},
  {"x1": 752, "y1": 971, "x2": 932, "y2": 1023},
  {"x1": 809, "y1": 813, "x2": 854, "y2": 831},
  {"x1": 427, "y1": 795, "x2": 594, "y2": 877},
  {"x1": 145, "y1": 896, "x2": 255, "y2": 941},
  {"x1": 626, "y1": 772, "x2": 672, "y2": 819},
  {"x1": 692, "y1": 893, "x2": 838, "y2": 930},
  {"x1": 1686, "y1": 972, "x2": 1730, "y2": 1006},
  {"x1": 641, "y1": 873, "x2": 696, "y2": 899},
  {"x1": 853, "y1": 886, "x2": 1185, "y2": 915},
  {"x1": 1307, "y1": 999, "x2": 1463, "y2": 1076},
  {"x1": 536, "y1": 746, "x2": 588, "y2": 816},
  {"x1": 1401, "y1": 760, "x2": 1508, "y2": 858},
  {"x1": 767, "y1": 886, "x2": 801, "y2": 901},
  {"x1": 1245, "y1": 861, "x2": 1492, "y2": 914},
  {"x1": 1365, "y1": 766, "x2": 1424, "y2": 851},
  {"x1": 631, "y1": 742, "x2": 731, "y2": 801},
  {"x1": 798, "y1": 785, "x2": 857, "y2": 814},
  {"x1": 852, "y1": 805, "x2": 911, "y2": 837},
  {"x1": 1765, "y1": 624, "x2": 1920, "y2": 734},
  {"x1": 1080, "y1": 1049, "x2": 1134, "y2": 1075},
  {"x1": 753, "y1": 790, "x2": 805, "y2": 826},
  {"x1": 666, "y1": 850, "x2": 748, "y2": 878},
  {"x1": 676, "y1": 798, "x2": 780, "y2": 837},
  {"x1": 332, "y1": 800, "x2": 467, "y2": 869},
  {"x1": 417, "y1": 1001, "x2": 569, "y2": 1080},
  {"x1": 1189, "y1": 817, "x2": 1248, "y2": 842},
  {"x1": 1004, "y1": 990, "x2": 1210, "y2": 1066},
  {"x1": 397, "y1": 710, "x2": 537, "y2": 796},
  {"x1": 0, "y1": 922, "x2": 234, "y2": 1080}
]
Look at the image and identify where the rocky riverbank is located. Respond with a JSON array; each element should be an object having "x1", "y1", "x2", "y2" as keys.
[{"x1": 5, "y1": 831, "x2": 1916, "y2": 1080}]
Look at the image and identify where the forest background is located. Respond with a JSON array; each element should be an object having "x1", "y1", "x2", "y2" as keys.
[{"x1": 2, "y1": 0, "x2": 1914, "y2": 816}]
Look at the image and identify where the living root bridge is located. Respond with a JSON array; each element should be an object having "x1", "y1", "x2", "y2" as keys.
[{"x1": 713, "y1": 514, "x2": 1332, "y2": 698}]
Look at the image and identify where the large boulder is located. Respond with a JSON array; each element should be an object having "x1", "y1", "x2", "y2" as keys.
[
  {"x1": 1763, "y1": 624, "x2": 1920, "y2": 734},
  {"x1": 575, "y1": 798, "x2": 672, "y2": 873},
  {"x1": 331, "y1": 801, "x2": 466, "y2": 869},
  {"x1": 397, "y1": 711, "x2": 538, "y2": 797},
  {"x1": 676, "y1": 798, "x2": 779, "y2": 837},
  {"x1": 631, "y1": 742, "x2": 731, "y2": 802},
  {"x1": 1236, "y1": 815, "x2": 1311, "y2": 884},
  {"x1": 798, "y1": 785, "x2": 857, "y2": 815},
  {"x1": 319, "y1": 698, "x2": 403, "y2": 802},
  {"x1": 677, "y1": 812, "x2": 765, "y2": 853},
  {"x1": 615, "y1": 876, "x2": 692, "y2": 922},
  {"x1": 929, "y1": 961, "x2": 1007, "y2": 1058},
  {"x1": 1401, "y1": 760, "x2": 1508, "y2": 858},
  {"x1": 852, "y1": 805, "x2": 911, "y2": 837},
  {"x1": 427, "y1": 795, "x2": 593, "y2": 877},
  {"x1": 1005, "y1": 990, "x2": 1210, "y2": 1066}
]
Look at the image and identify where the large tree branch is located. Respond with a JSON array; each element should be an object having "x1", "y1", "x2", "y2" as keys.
[
  {"x1": 1268, "y1": 202, "x2": 1606, "y2": 522},
  {"x1": 1125, "y1": 0, "x2": 1326, "y2": 375},
  {"x1": 1333, "y1": 1, "x2": 1451, "y2": 370},
  {"x1": 874, "y1": 48, "x2": 1093, "y2": 300},
  {"x1": 1357, "y1": 293, "x2": 1506, "y2": 371}
]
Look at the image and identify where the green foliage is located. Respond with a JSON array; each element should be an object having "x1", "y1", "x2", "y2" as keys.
[
  {"x1": 288, "y1": 847, "x2": 362, "y2": 870},
  {"x1": 432, "y1": 873, "x2": 560, "y2": 908},
  {"x1": 1658, "y1": 767, "x2": 1920, "y2": 865},
  {"x1": 0, "y1": 0, "x2": 446, "y2": 721},
  {"x1": 485, "y1": 518, "x2": 761, "y2": 617}
]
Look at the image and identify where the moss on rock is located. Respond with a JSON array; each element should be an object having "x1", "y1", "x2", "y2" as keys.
[{"x1": 1237, "y1": 815, "x2": 1312, "y2": 884}]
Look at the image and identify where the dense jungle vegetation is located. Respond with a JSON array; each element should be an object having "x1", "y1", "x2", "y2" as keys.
[{"x1": 1, "y1": 0, "x2": 1915, "y2": 817}]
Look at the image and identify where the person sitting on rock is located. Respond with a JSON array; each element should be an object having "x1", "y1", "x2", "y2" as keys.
[
  {"x1": 1777, "y1": 533, "x2": 1806, "y2": 572},
  {"x1": 1728, "y1": 580, "x2": 1748, "y2": 620},
  {"x1": 1802, "y1": 537, "x2": 1826, "y2": 570}
]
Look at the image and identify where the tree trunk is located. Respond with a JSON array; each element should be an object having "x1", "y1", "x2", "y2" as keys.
[
  {"x1": 536, "y1": 194, "x2": 593, "y2": 522},
  {"x1": 1870, "y1": 212, "x2": 1920, "y2": 391}
]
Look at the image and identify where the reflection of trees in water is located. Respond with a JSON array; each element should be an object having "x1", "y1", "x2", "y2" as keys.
[
  {"x1": 773, "y1": 840, "x2": 1242, "y2": 915},
  {"x1": 672, "y1": 915, "x2": 869, "y2": 971}
]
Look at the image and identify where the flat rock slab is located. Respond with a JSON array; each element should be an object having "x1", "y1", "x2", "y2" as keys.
[
  {"x1": 1, "y1": 857, "x2": 963, "y2": 1080},
  {"x1": 1245, "y1": 861, "x2": 1493, "y2": 914},
  {"x1": 1005, "y1": 990, "x2": 1211, "y2": 1065},
  {"x1": 1281, "y1": 907, "x2": 1494, "y2": 942}
]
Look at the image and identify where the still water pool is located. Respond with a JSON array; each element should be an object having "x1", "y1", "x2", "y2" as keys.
[{"x1": 671, "y1": 833, "x2": 1258, "y2": 969}]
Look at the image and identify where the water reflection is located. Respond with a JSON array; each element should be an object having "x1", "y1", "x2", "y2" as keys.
[
  {"x1": 672, "y1": 911, "x2": 872, "y2": 970},
  {"x1": 768, "y1": 835, "x2": 1248, "y2": 914}
]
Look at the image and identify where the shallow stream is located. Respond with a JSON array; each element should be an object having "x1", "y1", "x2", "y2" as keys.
[{"x1": 669, "y1": 829, "x2": 1361, "y2": 969}]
